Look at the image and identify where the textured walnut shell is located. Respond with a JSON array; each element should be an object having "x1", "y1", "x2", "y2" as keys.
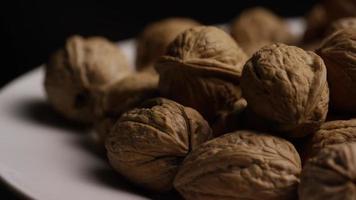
[
  {"x1": 93, "y1": 72, "x2": 159, "y2": 145},
  {"x1": 44, "y1": 35, "x2": 130, "y2": 122},
  {"x1": 136, "y1": 18, "x2": 199, "y2": 70},
  {"x1": 155, "y1": 26, "x2": 247, "y2": 122},
  {"x1": 326, "y1": 17, "x2": 356, "y2": 36},
  {"x1": 174, "y1": 130, "x2": 301, "y2": 200},
  {"x1": 310, "y1": 119, "x2": 356, "y2": 156},
  {"x1": 299, "y1": 143, "x2": 356, "y2": 200},
  {"x1": 241, "y1": 43, "x2": 329, "y2": 138},
  {"x1": 317, "y1": 29, "x2": 356, "y2": 113},
  {"x1": 106, "y1": 98, "x2": 212, "y2": 192},
  {"x1": 231, "y1": 7, "x2": 294, "y2": 56}
]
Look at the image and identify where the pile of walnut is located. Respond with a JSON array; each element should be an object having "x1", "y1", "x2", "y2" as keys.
[{"x1": 44, "y1": 1, "x2": 356, "y2": 199}]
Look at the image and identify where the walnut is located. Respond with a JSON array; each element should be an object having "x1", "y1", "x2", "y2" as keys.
[
  {"x1": 155, "y1": 26, "x2": 247, "y2": 122},
  {"x1": 309, "y1": 119, "x2": 356, "y2": 156},
  {"x1": 106, "y1": 98, "x2": 212, "y2": 192},
  {"x1": 299, "y1": 143, "x2": 356, "y2": 200},
  {"x1": 174, "y1": 130, "x2": 301, "y2": 200},
  {"x1": 241, "y1": 43, "x2": 329, "y2": 138},
  {"x1": 136, "y1": 18, "x2": 199, "y2": 71},
  {"x1": 231, "y1": 7, "x2": 294, "y2": 56},
  {"x1": 93, "y1": 72, "x2": 159, "y2": 146},
  {"x1": 317, "y1": 29, "x2": 356, "y2": 113},
  {"x1": 326, "y1": 17, "x2": 356, "y2": 36},
  {"x1": 44, "y1": 35, "x2": 130, "y2": 122}
]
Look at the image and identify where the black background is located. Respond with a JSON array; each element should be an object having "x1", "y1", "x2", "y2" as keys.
[{"x1": 1, "y1": 0, "x2": 317, "y2": 199}]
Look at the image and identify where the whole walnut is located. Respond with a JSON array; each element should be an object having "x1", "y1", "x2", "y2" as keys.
[
  {"x1": 299, "y1": 143, "x2": 356, "y2": 200},
  {"x1": 326, "y1": 17, "x2": 356, "y2": 36},
  {"x1": 45, "y1": 35, "x2": 130, "y2": 122},
  {"x1": 93, "y1": 72, "x2": 159, "y2": 146},
  {"x1": 155, "y1": 26, "x2": 247, "y2": 122},
  {"x1": 241, "y1": 43, "x2": 329, "y2": 138},
  {"x1": 106, "y1": 98, "x2": 212, "y2": 192},
  {"x1": 231, "y1": 7, "x2": 294, "y2": 56},
  {"x1": 309, "y1": 119, "x2": 356, "y2": 157},
  {"x1": 174, "y1": 130, "x2": 301, "y2": 200},
  {"x1": 135, "y1": 18, "x2": 200, "y2": 71},
  {"x1": 317, "y1": 29, "x2": 356, "y2": 113}
]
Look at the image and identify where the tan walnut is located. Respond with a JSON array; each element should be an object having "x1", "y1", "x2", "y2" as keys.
[
  {"x1": 231, "y1": 7, "x2": 294, "y2": 56},
  {"x1": 299, "y1": 142, "x2": 356, "y2": 200},
  {"x1": 174, "y1": 130, "x2": 301, "y2": 200},
  {"x1": 317, "y1": 29, "x2": 356, "y2": 113},
  {"x1": 135, "y1": 18, "x2": 199, "y2": 71},
  {"x1": 309, "y1": 119, "x2": 356, "y2": 157},
  {"x1": 326, "y1": 17, "x2": 356, "y2": 36},
  {"x1": 155, "y1": 26, "x2": 247, "y2": 122},
  {"x1": 106, "y1": 98, "x2": 212, "y2": 192},
  {"x1": 93, "y1": 72, "x2": 159, "y2": 146},
  {"x1": 44, "y1": 35, "x2": 130, "y2": 123},
  {"x1": 241, "y1": 43, "x2": 329, "y2": 138}
]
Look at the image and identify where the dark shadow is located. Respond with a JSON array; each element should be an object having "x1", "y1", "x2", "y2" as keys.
[
  {"x1": 71, "y1": 133, "x2": 107, "y2": 160},
  {"x1": 88, "y1": 166, "x2": 151, "y2": 198},
  {"x1": 88, "y1": 166, "x2": 182, "y2": 200},
  {"x1": 13, "y1": 97, "x2": 90, "y2": 134}
]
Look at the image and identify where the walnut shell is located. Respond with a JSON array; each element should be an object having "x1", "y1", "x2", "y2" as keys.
[
  {"x1": 231, "y1": 7, "x2": 294, "y2": 56},
  {"x1": 326, "y1": 17, "x2": 356, "y2": 36},
  {"x1": 299, "y1": 143, "x2": 356, "y2": 200},
  {"x1": 174, "y1": 130, "x2": 301, "y2": 200},
  {"x1": 106, "y1": 98, "x2": 212, "y2": 192},
  {"x1": 241, "y1": 43, "x2": 329, "y2": 138},
  {"x1": 310, "y1": 119, "x2": 356, "y2": 156},
  {"x1": 155, "y1": 26, "x2": 247, "y2": 122},
  {"x1": 317, "y1": 29, "x2": 356, "y2": 113},
  {"x1": 44, "y1": 35, "x2": 130, "y2": 122},
  {"x1": 136, "y1": 18, "x2": 199, "y2": 70},
  {"x1": 93, "y1": 72, "x2": 159, "y2": 145}
]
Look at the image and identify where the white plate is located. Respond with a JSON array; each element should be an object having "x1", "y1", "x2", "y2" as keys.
[{"x1": 0, "y1": 20, "x2": 305, "y2": 200}]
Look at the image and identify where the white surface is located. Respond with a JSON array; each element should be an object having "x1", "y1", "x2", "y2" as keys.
[{"x1": 0, "y1": 20, "x2": 305, "y2": 200}]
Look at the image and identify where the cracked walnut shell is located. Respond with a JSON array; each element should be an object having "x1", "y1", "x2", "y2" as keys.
[
  {"x1": 106, "y1": 98, "x2": 212, "y2": 192},
  {"x1": 309, "y1": 119, "x2": 356, "y2": 157},
  {"x1": 231, "y1": 7, "x2": 294, "y2": 56},
  {"x1": 155, "y1": 26, "x2": 247, "y2": 122},
  {"x1": 93, "y1": 72, "x2": 159, "y2": 146},
  {"x1": 241, "y1": 43, "x2": 329, "y2": 138},
  {"x1": 174, "y1": 130, "x2": 301, "y2": 200},
  {"x1": 44, "y1": 35, "x2": 130, "y2": 122},
  {"x1": 317, "y1": 29, "x2": 356, "y2": 113},
  {"x1": 299, "y1": 142, "x2": 356, "y2": 200},
  {"x1": 135, "y1": 18, "x2": 199, "y2": 70}
]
